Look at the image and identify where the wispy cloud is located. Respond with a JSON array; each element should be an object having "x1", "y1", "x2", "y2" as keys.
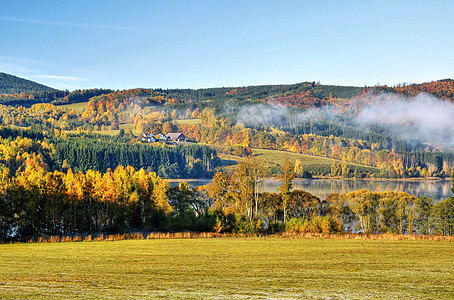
[
  {"x1": 0, "y1": 55, "x2": 76, "y2": 71},
  {"x1": 0, "y1": 17, "x2": 163, "y2": 32},
  {"x1": 0, "y1": 55, "x2": 86, "y2": 90},
  {"x1": 36, "y1": 75, "x2": 84, "y2": 81}
]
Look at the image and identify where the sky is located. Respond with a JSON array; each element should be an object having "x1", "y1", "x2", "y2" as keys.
[{"x1": 0, "y1": 0, "x2": 453, "y2": 90}]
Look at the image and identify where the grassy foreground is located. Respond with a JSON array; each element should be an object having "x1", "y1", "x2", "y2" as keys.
[{"x1": 0, "y1": 238, "x2": 452, "y2": 299}]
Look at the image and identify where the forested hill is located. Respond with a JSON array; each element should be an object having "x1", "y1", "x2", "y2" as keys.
[
  {"x1": 159, "y1": 82, "x2": 363, "y2": 109},
  {"x1": 161, "y1": 82, "x2": 362, "y2": 102},
  {"x1": 371, "y1": 79, "x2": 454, "y2": 101},
  {"x1": 0, "y1": 72, "x2": 113, "y2": 106},
  {"x1": 0, "y1": 72, "x2": 57, "y2": 94}
]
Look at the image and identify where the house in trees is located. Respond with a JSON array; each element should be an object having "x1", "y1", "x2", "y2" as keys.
[
  {"x1": 141, "y1": 133, "x2": 157, "y2": 143},
  {"x1": 156, "y1": 133, "x2": 167, "y2": 140},
  {"x1": 166, "y1": 132, "x2": 186, "y2": 143}
]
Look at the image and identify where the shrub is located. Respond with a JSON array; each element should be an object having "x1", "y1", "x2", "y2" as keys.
[
  {"x1": 267, "y1": 221, "x2": 285, "y2": 233},
  {"x1": 286, "y1": 216, "x2": 343, "y2": 234}
]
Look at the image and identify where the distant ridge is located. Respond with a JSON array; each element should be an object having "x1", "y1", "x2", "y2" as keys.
[
  {"x1": 1, "y1": 71, "x2": 453, "y2": 105},
  {"x1": 0, "y1": 72, "x2": 57, "y2": 94}
]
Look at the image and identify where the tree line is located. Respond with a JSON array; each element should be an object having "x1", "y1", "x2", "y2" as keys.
[
  {"x1": 206, "y1": 157, "x2": 454, "y2": 235},
  {"x1": 52, "y1": 138, "x2": 219, "y2": 178},
  {"x1": 1, "y1": 156, "x2": 453, "y2": 242},
  {"x1": 0, "y1": 165, "x2": 172, "y2": 240}
]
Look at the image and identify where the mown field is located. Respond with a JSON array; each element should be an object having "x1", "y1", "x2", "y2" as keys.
[
  {"x1": 92, "y1": 123, "x2": 136, "y2": 136},
  {"x1": 57, "y1": 101, "x2": 88, "y2": 113},
  {"x1": 0, "y1": 238, "x2": 452, "y2": 299},
  {"x1": 175, "y1": 118, "x2": 202, "y2": 125},
  {"x1": 218, "y1": 147, "x2": 378, "y2": 173},
  {"x1": 217, "y1": 148, "x2": 333, "y2": 170}
]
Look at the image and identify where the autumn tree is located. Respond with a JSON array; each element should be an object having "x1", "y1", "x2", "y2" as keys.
[
  {"x1": 152, "y1": 176, "x2": 173, "y2": 216},
  {"x1": 373, "y1": 191, "x2": 422, "y2": 234},
  {"x1": 162, "y1": 122, "x2": 173, "y2": 134},
  {"x1": 233, "y1": 156, "x2": 268, "y2": 222},
  {"x1": 330, "y1": 162, "x2": 341, "y2": 177},
  {"x1": 347, "y1": 190, "x2": 378, "y2": 233},
  {"x1": 209, "y1": 171, "x2": 230, "y2": 211},
  {"x1": 169, "y1": 181, "x2": 193, "y2": 216},
  {"x1": 191, "y1": 108, "x2": 200, "y2": 119},
  {"x1": 171, "y1": 109, "x2": 178, "y2": 120},
  {"x1": 287, "y1": 190, "x2": 321, "y2": 220},
  {"x1": 260, "y1": 192, "x2": 282, "y2": 226},
  {"x1": 432, "y1": 197, "x2": 454, "y2": 235},
  {"x1": 409, "y1": 196, "x2": 433, "y2": 235},
  {"x1": 294, "y1": 159, "x2": 304, "y2": 177},
  {"x1": 0, "y1": 167, "x2": 13, "y2": 240},
  {"x1": 452, "y1": 169, "x2": 454, "y2": 195},
  {"x1": 14, "y1": 157, "x2": 47, "y2": 236},
  {"x1": 278, "y1": 159, "x2": 296, "y2": 223},
  {"x1": 326, "y1": 193, "x2": 352, "y2": 229}
]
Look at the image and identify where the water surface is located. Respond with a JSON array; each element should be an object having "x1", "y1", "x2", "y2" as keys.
[{"x1": 169, "y1": 179, "x2": 452, "y2": 202}]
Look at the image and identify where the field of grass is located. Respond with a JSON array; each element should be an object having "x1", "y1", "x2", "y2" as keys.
[
  {"x1": 57, "y1": 101, "x2": 89, "y2": 113},
  {"x1": 253, "y1": 148, "x2": 340, "y2": 166},
  {"x1": 217, "y1": 147, "x2": 378, "y2": 173},
  {"x1": 0, "y1": 238, "x2": 452, "y2": 299},
  {"x1": 93, "y1": 123, "x2": 136, "y2": 135},
  {"x1": 175, "y1": 118, "x2": 202, "y2": 125},
  {"x1": 85, "y1": 123, "x2": 138, "y2": 136}
]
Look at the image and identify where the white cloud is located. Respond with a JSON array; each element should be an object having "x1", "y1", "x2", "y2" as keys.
[{"x1": 36, "y1": 75, "x2": 84, "y2": 81}]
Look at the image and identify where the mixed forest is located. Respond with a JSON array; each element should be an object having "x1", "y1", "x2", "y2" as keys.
[{"x1": 0, "y1": 72, "x2": 453, "y2": 240}]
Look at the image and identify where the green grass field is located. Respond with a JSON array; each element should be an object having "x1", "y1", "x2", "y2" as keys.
[
  {"x1": 0, "y1": 238, "x2": 452, "y2": 299},
  {"x1": 253, "y1": 148, "x2": 342, "y2": 166},
  {"x1": 175, "y1": 118, "x2": 202, "y2": 125},
  {"x1": 217, "y1": 147, "x2": 378, "y2": 173},
  {"x1": 57, "y1": 101, "x2": 89, "y2": 113},
  {"x1": 91, "y1": 123, "x2": 137, "y2": 136}
]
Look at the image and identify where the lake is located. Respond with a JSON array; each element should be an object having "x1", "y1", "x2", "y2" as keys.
[{"x1": 169, "y1": 178, "x2": 453, "y2": 202}]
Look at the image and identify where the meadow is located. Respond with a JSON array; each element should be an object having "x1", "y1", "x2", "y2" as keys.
[
  {"x1": 57, "y1": 101, "x2": 88, "y2": 113},
  {"x1": 217, "y1": 147, "x2": 378, "y2": 173},
  {"x1": 0, "y1": 238, "x2": 452, "y2": 299},
  {"x1": 175, "y1": 118, "x2": 202, "y2": 125},
  {"x1": 252, "y1": 148, "x2": 373, "y2": 168}
]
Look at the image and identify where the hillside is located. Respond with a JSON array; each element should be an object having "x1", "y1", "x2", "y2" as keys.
[
  {"x1": 370, "y1": 79, "x2": 454, "y2": 101},
  {"x1": 161, "y1": 82, "x2": 362, "y2": 104},
  {"x1": 1, "y1": 72, "x2": 454, "y2": 178},
  {"x1": 0, "y1": 72, "x2": 57, "y2": 94}
]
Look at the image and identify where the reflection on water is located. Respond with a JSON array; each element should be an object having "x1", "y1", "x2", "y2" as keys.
[
  {"x1": 170, "y1": 179, "x2": 453, "y2": 202},
  {"x1": 263, "y1": 179, "x2": 452, "y2": 202}
]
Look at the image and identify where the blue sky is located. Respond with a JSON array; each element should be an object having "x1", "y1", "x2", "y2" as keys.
[{"x1": 1, "y1": 0, "x2": 453, "y2": 90}]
